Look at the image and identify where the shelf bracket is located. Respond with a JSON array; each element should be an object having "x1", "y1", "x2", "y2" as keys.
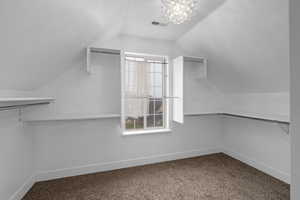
[
  {"x1": 18, "y1": 108, "x2": 22, "y2": 122},
  {"x1": 278, "y1": 123, "x2": 290, "y2": 135}
]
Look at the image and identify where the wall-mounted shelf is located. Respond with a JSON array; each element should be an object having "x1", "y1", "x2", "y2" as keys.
[
  {"x1": 23, "y1": 111, "x2": 289, "y2": 124},
  {"x1": 184, "y1": 112, "x2": 290, "y2": 124},
  {"x1": 0, "y1": 97, "x2": 54, "y2": 111},
  {"x1": 222, "y1": 113, "x2": 290, "y2": 124},
  {"x1": 183, "y1": 55, "x2": 207, "y2": 79},
  {"x1": 184, "y1": 112, "x2": 221, "y2": 116},
  {"x1": 183, "y1": 56, "x2": 206, "y2": 63},
  {"x1": 23, "y1": 113, "x2": 120, "y2": 122},
  {"x1": 86, "y1": 47, "x2": 121, "y2": 74}
]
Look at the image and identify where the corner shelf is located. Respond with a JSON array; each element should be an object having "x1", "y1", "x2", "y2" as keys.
[
  {"x1": 86, "y1": 47, "x2": 121, "y2": 74},
  {"x1": 0, "y1": 97, "x2": 55, "y2": 111},
  {"x1": 183, "y1": 55, "x2": 207, "y2": 79}
]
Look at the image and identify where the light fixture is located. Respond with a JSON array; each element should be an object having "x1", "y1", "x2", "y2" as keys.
[{"x1": 161, "y1": 0, "x2": 199, "y2": 24}]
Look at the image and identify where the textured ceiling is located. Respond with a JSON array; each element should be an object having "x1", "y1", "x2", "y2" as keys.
[{"x1": 0, "y1": 0, "x2": 289, "y2": 93}]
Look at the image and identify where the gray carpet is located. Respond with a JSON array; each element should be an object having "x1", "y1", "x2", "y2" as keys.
[{"x1": 23, "y1": 153, "x2": 290, "y2": 200}]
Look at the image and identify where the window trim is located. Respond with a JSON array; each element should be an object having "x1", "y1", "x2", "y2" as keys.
[
  {"x1": 123, "y1": 128, "x2": 172, "y2": 136},
  {"x1": 121, "y1": 51, "x2": 170, "y2": 135}
]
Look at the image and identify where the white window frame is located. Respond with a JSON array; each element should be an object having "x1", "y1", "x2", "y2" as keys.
[{"x1": 121, "y1": 51, "x2": 170, "y2": 135}]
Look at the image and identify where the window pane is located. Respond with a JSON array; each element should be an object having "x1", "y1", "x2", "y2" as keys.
[
  {"x1": 125, "y1": 118, "x2": 135, "y2": 129},
  {"x1": 125, "y1": 117, "x2": 144, "y2": 129},
  {"x1": 126, "y1": 60, "x2": 137, "y2": 72},
  {"x1": 127, "y1": 71, "x2": 136, "y2": 86},
  {"x1": 125, "y1": 99, "x2": 144, "y2": 118},
  {"x1": 149, "y1": 64, "x2": 155, "y2": 73},
  {"x1": 154, "y1": 99, "x2": 163, "y2": 115},
  {"x1": 155, "y1": 115, "x2": 164, "y2": 127},
  {"x1": 146, "y1": 115, "x2": 155, "y2": 128},
  {"x1": 146, "y1": 99, "x2": 155, "y2": 115},
  {"x1": 153, "y1": 73, "x2": 162, "y2": 87},
  {"x1": 123, "y1": 54, "x2": 168, "y2": 132},
  {"x1": 153, "y1": 87, "x2": 162, "y2": 98},
  {"x1": 153, "y1": 64, "x2": 162, "y2": 73}
]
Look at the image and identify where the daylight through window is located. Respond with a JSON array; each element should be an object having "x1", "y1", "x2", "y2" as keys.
[{"x1": 122, "y1": 53, "x2": 169, "y2": 133}]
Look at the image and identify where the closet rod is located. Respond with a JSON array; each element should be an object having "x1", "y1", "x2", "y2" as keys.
[
  {"x1": 183, "y1": 57, "x2": 205, "y2": 63},
  {"x1": 0, "y1": 102, "x2": 50, "y2": 111},
  {"x1": 89, "y1": 48, "x2": 120, "y2": 55},
  {"x1": 222, "y1": 113, "x2": 290, "y2": 124},
  {"x1": 184, "y1": 113, "x2": 289, "y2": 124},
  {"x1": 90, "y1": 51, "x2": 120, "y2": 55}
]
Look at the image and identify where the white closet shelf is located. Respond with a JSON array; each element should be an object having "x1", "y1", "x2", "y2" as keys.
[
  {"x1": 184, "y1": 112, "x2": 290, "y2": 124},
  {"x1": 183, "y1": 56, "x2": 205, "y2": 63},
  {"x1": 222, "y1": 111, "x2": 290, "y2": 124},
  {"x1": 89, "y1": 47, "x2": 121, "y2": 55},
  {"x1": 184, "y1": 112, "x2": 221, "y2": 116},
  {"x1": 24, "y1": 112, "x2": 289, "y2": 124},
  {"x1": 0, "y1": 97, "x2": 54, "y2": 111},
  {"x1": 86, "y1": 47, "x2": 121, "y2": 74},
  {"x1": 23, "y1": 114, "x2": 120, "y2": 122}
]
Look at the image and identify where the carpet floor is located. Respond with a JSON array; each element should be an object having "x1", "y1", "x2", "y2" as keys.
[{"x1": 23, "y1": 153, "x2": 290, "y2": 200}]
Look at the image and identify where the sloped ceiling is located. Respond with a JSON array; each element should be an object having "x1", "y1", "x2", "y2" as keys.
[
  {"x1": 0, "y1": 0, "x2": 129, "y2": 90},
  {"x1": 0, "y1": 0, "x2": 289, "y2": 93},
  {"x1": 178, "y1": 0, "x2": 289, "y2": 93}
]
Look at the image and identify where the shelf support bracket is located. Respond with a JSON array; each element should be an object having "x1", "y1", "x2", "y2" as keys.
[{"x1": 18, "y1": 108, "x2": 22, "y2": 122}]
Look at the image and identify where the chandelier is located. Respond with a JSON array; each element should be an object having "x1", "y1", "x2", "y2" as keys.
[{"x1": 161, "y1": 0, "x2": 199, "y2": 24}]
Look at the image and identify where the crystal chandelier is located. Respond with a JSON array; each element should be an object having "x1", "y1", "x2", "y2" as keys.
[{"x1": 161, "y1": 0, "x2": 199, "y2": 24}]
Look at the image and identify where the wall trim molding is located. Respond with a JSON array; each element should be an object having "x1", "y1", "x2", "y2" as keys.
[
  {"x1": 35, "y1": 148, "x2": 222, "y2": 182},
  {"x1": 223, "y1": 148, "x2": 290, "y2": 184},
  {"x1": 9, "y1": 175, "x2": 35, "y2": 200}
]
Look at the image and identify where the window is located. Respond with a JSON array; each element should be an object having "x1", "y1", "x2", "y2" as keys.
[{"x1": 122, "y1": 52, "x2": 170, "y2": 134}]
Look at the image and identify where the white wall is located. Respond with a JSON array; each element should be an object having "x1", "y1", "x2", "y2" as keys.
[
  {"x1": 184, "y1": 60, "x2": 224, "y2": 114},
  {"x1": 290, "y1": 0, "x2": 300, "y2": 198},
  {"x1": 222, "y1": 116, "x2": 290, "y2": 183},
  {"x1": 0, "y1": 110, "x2": 34, "y2": 200},
  {"x1": 223, "y1": 92, "x2": 290, "y2": 122},
  {"x1": 23, "y1": 53, "x2": 121, "y2": 119},
  {"x1": 31, "y1": 115, "x2": 222, "y2": 181},
  {"x1": 222, "y1": 92, "x2": 291, "y2": 184},
  {"x1": 23, "y1": 35, "x2": 223, "y2": 120},
  {"x1": 0, "y1": 90, "x2": 37, "y2": 98},
  {"x1": 21, "y1": 35, "x2": 223, "y2": 182}
]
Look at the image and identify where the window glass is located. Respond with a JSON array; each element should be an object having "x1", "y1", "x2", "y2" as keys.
[{"x1": 123, "y1": 53, "x2": 168, "y2": 132}]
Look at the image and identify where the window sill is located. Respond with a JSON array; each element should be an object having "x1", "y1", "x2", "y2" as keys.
[{"x1": 122, "y1": 128, "x2": 172, "y2": 136}]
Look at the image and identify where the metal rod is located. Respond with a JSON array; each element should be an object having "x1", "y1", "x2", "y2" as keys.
[
  {"x1": 90, "y1": 50, "x2": 120, "y2": 55},
  {"x1": 163, "y1": 96, "x2": 179, "y2": 99},
  {"x1": 0, "y1": 102, "x2": 50, "y2": 111},
  {"x1": 184, "y1": 112, "x2": 290, "y2": 124},
  {"x1": 184, "y1": 60, "x2": 204, "y2": 64},
  {"x1": 221, "y1": 113, "x2": 290, "y2": 124},
  {"x1": 125, "y1": 59, "x2": 168, "y2": 64}
]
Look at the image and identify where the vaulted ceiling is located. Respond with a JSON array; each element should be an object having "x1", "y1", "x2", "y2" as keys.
[
  {"x1": 178, "y1": 0, "x2": 289, "y2": 93},
  {"x1": 0, "y1": 0, "x2": 289, "y2": 92}
]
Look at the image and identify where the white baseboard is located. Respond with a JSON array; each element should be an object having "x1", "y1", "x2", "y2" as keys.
[
  {"x1": 35, "y1": 148, "x2": 222, "y2": 182},
  {"x1": 223, "y1": 148, "x2": 290, "y2": 184},
  {"x1": 9, "y1": 175, "x2": 35, "y2": 200}
]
